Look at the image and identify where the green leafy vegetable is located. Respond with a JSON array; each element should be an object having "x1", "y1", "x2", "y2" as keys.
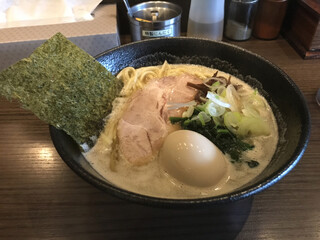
[
  {"x1": 170, "y1": 109, "x2": 254, "y2": 163},
  {"x1": 0, "y1": 32, "x2": 123, "y2": 147}
]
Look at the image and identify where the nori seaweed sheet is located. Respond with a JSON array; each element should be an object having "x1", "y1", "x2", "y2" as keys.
[{"x1": 0, "y1": 33, "x2": 123, "y2": 146}]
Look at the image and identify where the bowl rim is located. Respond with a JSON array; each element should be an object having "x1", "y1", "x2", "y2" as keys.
[{"x1": 50, "y1": 37, "x2": 311, "y2": 208}]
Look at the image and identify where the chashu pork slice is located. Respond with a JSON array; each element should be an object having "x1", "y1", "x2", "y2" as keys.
[{"x1": 117, "y1": 74, "x2": 202, "y2": 165}]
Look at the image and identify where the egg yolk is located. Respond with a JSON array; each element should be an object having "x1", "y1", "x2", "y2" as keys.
[{"x1": 160, "y1": 130, "x2": 229, "y2": 187}]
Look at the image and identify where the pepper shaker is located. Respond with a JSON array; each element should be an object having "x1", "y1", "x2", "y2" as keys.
[{"x1": 224, "y1": 0, "x2": 259, "y2": 41}]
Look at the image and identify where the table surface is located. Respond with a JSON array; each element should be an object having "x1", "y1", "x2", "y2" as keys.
[{"x1": 0, "y1": 36, "x2": 319, "y2": 240}]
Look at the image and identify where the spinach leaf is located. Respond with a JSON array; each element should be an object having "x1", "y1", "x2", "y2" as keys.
[{"x1": 170, "y1": 115, "x2": 256, "y2": 165}]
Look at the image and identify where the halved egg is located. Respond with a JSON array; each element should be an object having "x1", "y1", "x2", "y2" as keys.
[{"x1": 160, "y1": 130, "x2": 229, "y2": 187}]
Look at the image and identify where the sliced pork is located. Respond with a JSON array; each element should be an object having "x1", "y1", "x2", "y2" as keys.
[{"x1": 117, "y1": 74, "x2": 202, "y2": 165}]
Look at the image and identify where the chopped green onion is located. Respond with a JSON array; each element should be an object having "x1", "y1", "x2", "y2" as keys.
[
  {"x1": 237, "y1": 116, "x2": 271, "y2": 137},
  {"x1": 212, "y1": 81, "x2": 220, "y2": 87},
  {"x1": 206, "y1": 91, "x2": 231, "y2": 108},
  {"x1": 205, "y1": 101, "x2": 225, "y2": 117},
  {"x1": 182, "y1": 105, "x2": 195, "y2": 118}
]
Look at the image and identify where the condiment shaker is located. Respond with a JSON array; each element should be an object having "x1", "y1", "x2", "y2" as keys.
[
  {"x1": 128, "y1": 1, "x2": 182, "y2": 41},
  {"x1": 253, "y1": 0, "x2": 288, "y2": 39},
  {"x1": 224, "y1": 0, "x2": 259, "y2": 41},
  {"x1": 187, "y1": 0, "x2": 225, "y2": 41}
]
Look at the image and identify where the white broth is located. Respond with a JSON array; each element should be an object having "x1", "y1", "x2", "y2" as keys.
[{"x1": 84, "y1": 64, "x2": 278, "y2": 199}]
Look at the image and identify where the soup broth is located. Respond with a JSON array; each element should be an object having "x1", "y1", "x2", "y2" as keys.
[{"x1": 84, "y1": 64, "x2": 278, "y2": 199}]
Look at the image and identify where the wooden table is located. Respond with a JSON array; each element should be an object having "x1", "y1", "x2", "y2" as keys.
[{"x1": 0, "y1": 37, "x2": 319, "y2": 240}]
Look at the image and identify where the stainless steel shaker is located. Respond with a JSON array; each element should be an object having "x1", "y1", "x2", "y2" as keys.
[
  {"x1": 224, "y1": 0, "x2": 259, "y2": 41},
  {"x1": 128, "y1": 1, "x2": 182, "y2": 41}
]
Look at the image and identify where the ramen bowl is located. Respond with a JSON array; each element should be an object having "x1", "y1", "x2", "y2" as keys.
[{"x1": 50, "y1": 37, "x2": 310, "y2": 208}]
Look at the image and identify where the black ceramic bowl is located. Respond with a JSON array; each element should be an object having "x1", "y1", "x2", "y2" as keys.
[{"x1": 50, "y1": 38, "x2": 310, "y2": 208}]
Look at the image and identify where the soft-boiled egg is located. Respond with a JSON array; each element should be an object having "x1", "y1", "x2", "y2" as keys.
[{"x1": 160, "y1": 130, "x2": 229, "y2": 187}]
